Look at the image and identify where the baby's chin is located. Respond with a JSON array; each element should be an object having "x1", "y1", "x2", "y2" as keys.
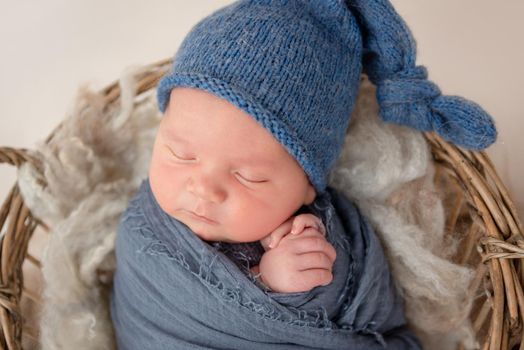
[
  {"x1": 192, "y1": 229, "x2": 227, "y2": 243},
  {"x1": 172, "y1": 213, "x2": 265, "y2": 243},
  {"x1": 194, "y1": 230, "x2": 255, "y2": 244},
  {"x1": 190, "y1": 225, "x2": 261, "y2": 244},
  {"x1": 182, "y1": 221, "x2": 233, "y2": 243}
]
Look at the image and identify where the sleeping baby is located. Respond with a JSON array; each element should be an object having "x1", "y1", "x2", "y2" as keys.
[
  {"x1": 147, "y1": 87, "x2": 334, "y2": 294},
  {"x1": 110, "y1": 0, "x2": 495, "y2": 349}
]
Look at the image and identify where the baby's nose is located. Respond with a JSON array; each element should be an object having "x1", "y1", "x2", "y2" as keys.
[{"x1": 187, "y1": 174, "x2": 227, "y2": 203}]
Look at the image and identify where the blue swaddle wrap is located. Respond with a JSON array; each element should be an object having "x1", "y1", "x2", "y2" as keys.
[{"x1": 110, "y1": 179, "x2": 421, "y2": 349}]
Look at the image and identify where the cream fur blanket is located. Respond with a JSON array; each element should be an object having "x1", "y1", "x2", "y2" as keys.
[{"x1": 17, "y1": 67, "x2": 477, "y2": 350}]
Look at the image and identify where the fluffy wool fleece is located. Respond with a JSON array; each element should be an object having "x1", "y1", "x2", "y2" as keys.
[{"x1": 17, "y1": 67, "x2": 477, "y2": 350}]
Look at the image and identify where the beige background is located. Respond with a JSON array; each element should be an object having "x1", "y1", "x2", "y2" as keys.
[{"x1": 1, "y1": 0, "x2": 523, "y2": 221}]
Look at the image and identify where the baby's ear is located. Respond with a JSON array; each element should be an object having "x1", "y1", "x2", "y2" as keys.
[{"x1": 304, "y1": 183, "x2": 316, "y2": 205}]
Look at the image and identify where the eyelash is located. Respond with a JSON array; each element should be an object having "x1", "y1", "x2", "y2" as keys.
[
  {"x1": 170, "y1": 150, "x2": 196, "y2": 162},
  {"x1": 234, "y1": 172, "x2": 268, "y2": 184},
  {"x1": 166, "y1": 147, "x2": 267, "y2": 184}
]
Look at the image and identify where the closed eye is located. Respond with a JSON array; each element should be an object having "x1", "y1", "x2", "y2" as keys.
[
  {"x1": 166, "y1": 146, "x2": 196, "y2": 162},
  {"x1": 234, "y1": 172, "x2": 268, "y2": 184}
]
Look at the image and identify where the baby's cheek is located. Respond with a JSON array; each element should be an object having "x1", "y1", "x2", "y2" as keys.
[
  {"x1": 149, "y1": 151, "x2": 169, "y2": 183},
  {"x1": 224, "y1": 210, "x2": 271, "y2": 243},
  {"x1": 149, "y1": 164, "x2": 186, "y2": 218},
  {"x1": 226, "y1": 221, "x2": 255, "y2": 243}
]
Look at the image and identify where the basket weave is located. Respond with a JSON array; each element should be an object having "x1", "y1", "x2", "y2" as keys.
[{"x1": 1, "y1": 59, "x2": 523, "y2": 350}]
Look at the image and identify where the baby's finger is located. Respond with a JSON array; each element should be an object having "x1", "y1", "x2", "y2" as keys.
[
  {"x1": 298, "y1": 269, "x2": 333, "y2": 289},
  {"x1": 290, "y1": 231, "x2": 337, "y2": 262},
  {"x1": 316, "y1": 218, "x2": 326, "y2": 236},
  {"x1": 296, "y1": 251, "x2": 334, "y2": 271},
  {"x1": 262, "y1": 219, "x2": 293, "y2": 249},
  {"x1": 291, "y1": 214, "x2": 323, "y2": 235}
]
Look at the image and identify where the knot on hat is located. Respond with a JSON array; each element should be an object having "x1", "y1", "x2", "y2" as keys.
[{"x1": 376, "y1": 66, "x2": 497, "y2": 150}]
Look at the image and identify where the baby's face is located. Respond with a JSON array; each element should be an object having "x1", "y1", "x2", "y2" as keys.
[{"x1": 149, "y1": 87, "x2": 316, "y2": 243}]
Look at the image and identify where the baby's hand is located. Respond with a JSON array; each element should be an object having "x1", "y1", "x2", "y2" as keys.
[
  {"x1": 260, "y1": 213, "x2": 326, "y2": 251},
  {"x1": 254, "y1": 228, "x2": 336, "y2": 293}
]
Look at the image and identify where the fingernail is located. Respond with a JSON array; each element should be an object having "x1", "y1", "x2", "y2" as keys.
[{"x1": 268, "y1": 237, "x2": 273, "y2": 248}]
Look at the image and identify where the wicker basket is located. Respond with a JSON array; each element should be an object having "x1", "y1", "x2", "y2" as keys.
[{"x1": 1, "y1": 58, "x2": 523, "y2": 350}]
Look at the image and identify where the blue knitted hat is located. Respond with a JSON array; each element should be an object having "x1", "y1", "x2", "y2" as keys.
[{"x1": 157, "y1": 0, "x2": 497, "y2": 194}]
